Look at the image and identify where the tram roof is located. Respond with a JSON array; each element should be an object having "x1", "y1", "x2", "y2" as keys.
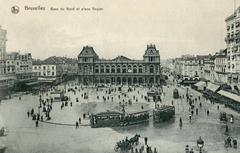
[{"x1": 93, "y1": 110, "x2": 123, "y2": 116}]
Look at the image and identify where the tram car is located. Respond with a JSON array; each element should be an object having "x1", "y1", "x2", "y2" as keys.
[
  {"x1": 50, "y1": 90, "x2": 65, "y2": 102},
  {"x1": 123, "y1": 110, "x2": 150, "y2": 126},
  {"x1": 173, "y1": 89, "x2": 179, "y2": 99},
  {"x1": 153, "y1": 105, "x2": 175, "y2": 123},
  {"x1": 90, "y1": 110, "x2": 150, "y2": 128},
  {"x1": 90, "y1": 111, "x2": 124, "y2": 128},
  {"x1": 147, "y1": 89, "x2": 160, "y2": 97}
]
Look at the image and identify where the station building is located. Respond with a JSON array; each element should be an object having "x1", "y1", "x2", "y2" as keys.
[{"x1": 77, "y1": 44, "x2": 161, "y2": 85}]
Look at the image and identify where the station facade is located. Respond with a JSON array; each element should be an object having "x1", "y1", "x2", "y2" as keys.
[{"x1": 78, "y1": 44, "x2": 161, "y2": 85}]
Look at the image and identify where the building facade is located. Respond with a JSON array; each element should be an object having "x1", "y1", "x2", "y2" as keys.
[
  {"x1": 225, "y1": 7, "x2": 240, "y2": 86},
  {"x1": 0, "y1": 26, "x2": 7, "y2": 60},
  {"x1": 32, "y1": 57, "x2": 78, "y2": 83},
  {"x1": 174, "y1": 55, "x2": 208, "y2": 80},
  {"x1": 6, "y1": 52, "x2": 34, "y2": 83},
  {"x1": 78, "y1": 45, "x2": 161, "y2": 85},
  {"x1": 32, "y1": 61, "x2": 60, "y2": 83},
  {"x1": 0, "y1": 27, "x2": 14, "y2": 92},
  {"x1": 214, "y1": 49, "x2": 228, "y2": 84},
  {"x1": 203, "y1": 56, "x2": 215, "y2": 82}
]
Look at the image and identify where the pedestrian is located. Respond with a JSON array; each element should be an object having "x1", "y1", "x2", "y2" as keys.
[
  {"x1": 179, "y1": 117, "x2": 183, "y2": 128},
  {"x1": 189, "y1": 114, "x2": 192, "y2": 121},
  {"x1": 217, "y1": 105, "x2": 219, "y2": 110},
  {"x1": 189, "y1": 148, "x2": 194, "y2": 153},
  {"x1": 79, "y1": 117, "x2": 81, "y2": 124},
  {"x1": 144, "y1": 137, "x2": 148, "y2": 145},
  {"x1": 185, "y1": 145, "x2": 189, "y2": 153},
  {"x1": 207, "y1": 110, "x2": 209, "y2": 116},
  {"x1": 35, "y1": 120, "x2": 38, "y2": 127},
  {"x1": 225, "y1": 125, "x2": 229, "y2": 133},
  {"x1": 70, "y1": 102, "x2": 72, "y2": 107},
  {"x1": 76, "y1": 121, "x2": 79, "y2": 128},
  {"x1": 196, "y1": 108, "x2": 198, "y2": 115},
  {"x1": 27, "y1": 111, "x2": 30, "y2": 118}
]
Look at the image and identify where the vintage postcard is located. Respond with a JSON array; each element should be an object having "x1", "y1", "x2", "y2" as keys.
[{"x1": 0, "y1": 0, "x2": 240, "y2": 153}]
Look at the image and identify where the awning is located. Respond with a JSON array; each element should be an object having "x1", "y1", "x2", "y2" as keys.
[
  {"x1": 26, "y1": 81, "x2": 39, "y2": 86},
  {"x1": 206, "y1": 82, "x2": 220, "y2": 92},
  {"x1": 218, "y1": 90, "x2": 240, "y2": 103},
  {"x1": 194, "y1": 81, "x2": 206, "y2": 87}
]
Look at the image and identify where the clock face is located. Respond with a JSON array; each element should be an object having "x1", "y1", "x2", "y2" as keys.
[{"x1": 128, "y1": 69, "x2": 132, "y2": 73}]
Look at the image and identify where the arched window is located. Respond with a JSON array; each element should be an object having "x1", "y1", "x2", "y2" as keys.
[
  {"x1": 133, "y1": 65, "x2": 137, "y2": 73},
  {"x1": 100, "y1": 65, "x2": 105, "y2": 73},
  {"x1": 95, "y1": 65, "x2": 99, "y2": 73},
  {"x1": 117, "y1": 65, "x2": 121, "y2": 73},
  {"x1": 150, "y1": 65, "x2": 154, "y2": 73},
  {"x1": 84, "y1": 65, "x2": 88, "y2": 73},
  {"x1": 111, "y1": 65, "x2": 115, "y2": 73},
  {"x1": 139, "y1": 65, "x2": 143, "y2": 73},
  {"x1": 106, "y1": 65, "x2": 110, "y2": 73},
  {"x1": 122, "y1": 65, "x2": 127, "y2": 73}
]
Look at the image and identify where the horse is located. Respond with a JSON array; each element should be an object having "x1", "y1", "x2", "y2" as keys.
[
  {"x1": 129, "y1": 134, "x2": 141, "y2": 145},
  {"x1": 224, "y1": 137, "x2": 232, "y2": 148}
]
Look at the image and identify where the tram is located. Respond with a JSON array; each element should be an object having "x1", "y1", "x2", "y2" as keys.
[
  {"x1": 153, "y1": 105, "x2": 175, "y2": 123},
  {"x1": 90, "y1": 110, "x2": 124, "y2": 128},
  {"x1": 123, "y1": 110, "x2": 150, "y2": 126},
  {"x1": 90, "y1": 110, "x2": 150, "y2": 128}
]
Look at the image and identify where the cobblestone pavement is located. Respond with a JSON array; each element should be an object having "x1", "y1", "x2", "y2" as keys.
[{"x1": 0, "y1": 79, "x2": 240, "y2": 153}]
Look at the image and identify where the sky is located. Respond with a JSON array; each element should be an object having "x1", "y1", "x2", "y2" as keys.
[{"x1": 0, "y1": 0, "x2": 239, "y2": 60}]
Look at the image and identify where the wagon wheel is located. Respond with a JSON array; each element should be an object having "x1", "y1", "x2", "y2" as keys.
[{"x1": 114, "y1": 144, "x2": 119, "y2": 152}]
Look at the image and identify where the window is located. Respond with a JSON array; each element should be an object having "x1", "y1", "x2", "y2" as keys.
[
  {"x1": 122, "y1": 65, "x2": 127, "y2": 73},
  {"x1": 43, "y1": 66, "x2": 46, "y2": 70},
  {"x1": 111, "y1": 65, "x2": 115, "y2": 73},
  {"x1": 117, "y1": 65, "x2": 121, "y2": 73},
  {"x1": 106, "y1": 65, "x2": 110, "y2": 73},
  {"x1": 52, "y1": 72, "x2": 55, "y2": 76},
  {"x1": 95, "y1": 66, "x2": 99, "y2": 73},
  {"x1": 150, "y1": 65, "x2": 154, "y2": 73},
  {"x1": 100, "y1": 65, "x2": 104, "y2": 73},
  {"x1": 139, "y1": 65, "x2": 143, "y2": 73},
  {"x1": 133, "y1": 65, "x2": 137, "y2": 73},
  {"x1": 52, "y1": 66, "x2": 55, "y2": 70}
]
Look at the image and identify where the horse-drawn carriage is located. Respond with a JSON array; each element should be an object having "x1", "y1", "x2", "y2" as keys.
[
  {"x1": 220, "y1": 112, "x2": 227, "y2": 122},
  {"x1": 0, "y1": 127, "x2": 7, "y2": 137},
  {"x1": 224, "y1": 136, "x2": 237, "y2": 148},
  {"x1": 114, "y1": 134, "x2": 140, "y2": 152},
  {"x1": 153, "y1": 105, "x2": 175, "y2": 123},
  {"x1": 0, "y1": 145, "x2": 7, "y2": 153}
]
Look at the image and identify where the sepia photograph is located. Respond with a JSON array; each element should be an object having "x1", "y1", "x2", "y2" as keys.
[{"x1": 1, "y1": 0, "x2": 240, "y2": 153}]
